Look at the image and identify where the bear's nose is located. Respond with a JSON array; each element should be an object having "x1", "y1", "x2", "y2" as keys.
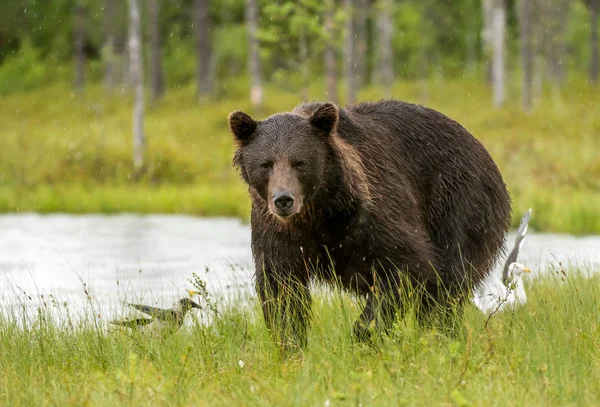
[{"x1": 273, "y1": 192, "x2": 294, "y2": 210}]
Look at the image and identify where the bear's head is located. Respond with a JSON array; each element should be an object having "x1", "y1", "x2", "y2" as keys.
[{"x1": 228, "y1": 103, "x2": 339, "y2": 221}]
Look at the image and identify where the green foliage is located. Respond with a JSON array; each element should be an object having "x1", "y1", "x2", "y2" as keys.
[
  {"x1": 567, "y1": 2, "x2": 594, "y2": 73},
  {"x1": 0, "y1": 0, "x2": 598, "y2": 94},
  {"x1": 163, "y1": 33, "x2": 197, "y2": 87},
  {"x1": 391, "y1": 3, "x2": 424, "y2": 77},
  {"x1": 1, "y1": 271, "x2": 599, "y2": 405},
  {"x1": 258, "y1": 0, "x2": 326, "y2": 81},
  {"x1": 212, "y1": 24, "x2": 249, "y2": 82},
  {"x1": 0, "y1": 38, "x2": 47, "y2": 94}
]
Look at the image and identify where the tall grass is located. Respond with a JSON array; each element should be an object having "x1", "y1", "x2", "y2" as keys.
[
  {"x1": 1, "y1": 270, "x2": 599, "y2": 406},
  {"x1": 1, "y1": 78, "x2": 598, "y2": 233}
]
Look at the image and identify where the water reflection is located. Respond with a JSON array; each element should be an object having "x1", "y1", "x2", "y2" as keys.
[{"x1": 0, "y1": 214, "x2": 598, "y2": 321}]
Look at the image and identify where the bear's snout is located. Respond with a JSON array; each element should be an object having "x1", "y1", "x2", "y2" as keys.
[
  {"x1": 267, "y1": 163, "x2": 304, "y2": 219},
  {"x1": 274, "y1": 192, "x2": 294, "y2": 211},
  {"x1": 271, "y1": 191, "x2": 299, "y2": 218}
]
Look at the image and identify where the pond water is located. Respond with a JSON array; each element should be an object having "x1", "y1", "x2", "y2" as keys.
[{"x1": 0, "y1": 214, "x2": 599, "y2": 322}]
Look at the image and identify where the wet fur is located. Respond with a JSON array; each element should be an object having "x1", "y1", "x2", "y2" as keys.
[{"x1": 230, "y1": 99, "x2": 511, "y2": 345}]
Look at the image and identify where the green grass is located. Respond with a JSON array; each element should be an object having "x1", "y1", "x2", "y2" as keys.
[
  {"x1": 1, "y1": 270, "x2": 599, "y2": 406},
  {"x1": 1, "y1": 78, "x2": 599, "y2": 233}
]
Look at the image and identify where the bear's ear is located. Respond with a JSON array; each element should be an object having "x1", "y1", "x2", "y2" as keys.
[
  {"x1": 309, "y1": 103, "x2": 339, "y2": 135},
  {"x1": 228, "y1": 111, "x2": 257, "y2": 145}
]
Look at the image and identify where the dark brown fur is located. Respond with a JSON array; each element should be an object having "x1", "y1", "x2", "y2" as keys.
[{"x1": 228, "y1": 99, "x2": 511, "y2": 346}]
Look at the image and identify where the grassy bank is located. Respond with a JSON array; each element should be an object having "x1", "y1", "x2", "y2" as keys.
[
  {"x1": 1, "y1": 271, "x2": 599, "y2": 406},
  {"x1": 1, "y1": 79, "x2": 598, "y2": 233}
]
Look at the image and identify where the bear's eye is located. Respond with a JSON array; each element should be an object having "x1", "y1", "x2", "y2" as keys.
[
  {"x1": 291, "y1": 160, "x2": 305, "y2": 169},
  {"x1": 260, "y1": 161, "x2": 273, "y2": 170}
]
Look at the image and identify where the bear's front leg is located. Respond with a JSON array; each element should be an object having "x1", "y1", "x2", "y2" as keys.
[
  {"x1": 255, "y1": 260, "x2": 311, "y2": 351},
  {"x1": 353, "y1": 274, "x2": 402, "y2": 341}
]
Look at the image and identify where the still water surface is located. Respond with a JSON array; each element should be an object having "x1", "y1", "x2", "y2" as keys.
[{"x1": 1, "y1": 214, "x2": 599, "y2": 321}]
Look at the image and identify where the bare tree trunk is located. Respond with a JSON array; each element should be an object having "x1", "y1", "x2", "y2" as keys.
[
  {"x1": 556, "y1": 1, "x2": 570, "y2": 84},
  {"x1": 491, "y1": 0, "x2": 506, "y2": 106},
  {"x1": 103, "y1": 0, "x2": 116, "y2": 90},
  {"x1": 74, "y1": 2, "x2": 85, "y2": 93},
  {"x1": 418, "y1": 3, "x2": 432, "y2": 104},
  {"x1": 465, "y1": 12, "x2": 478, "y2": 75},
  {"x1": 195, "y1": 0, "x2": 212, "y2": 101},
  {"x1": 418, "y1": 45, "x2": 429, "y2": 104},
  {"x1": 544, "y1": 0, "x2": 570, "y2": 85},
  {"x1": 482, "y1": 0, "x2": 493, "y2": 84},
  {"x1": 518, "y1": 0, "x2": 533, "y2": 111},
  {"x1": 531, "y1": 0, "x2": 544, "y2": 105},
  {"x1": 120, "y1": 33, "x2": 131, "y2": 89},
  {"x1": 591, "y1": 0, "x2": 599, "y2": 84},
  {"x1": 355, "y1": 0, "x2": 368, "y2": 88},
  {"x1": 378, "y1": 0, "x2": 394, "y2": 97},
  {"x1": 148, "y1": 0, "x2": 164, "y2": 100},
  {"x1": 128, "y1": 0, "x2": 145, "y2": 170},
  {"x1": 299, "y1": 30, "x2": 309, "y2": 101},
  {"x1": 344, "y1": 0, "x2": 356, "y2": 104},
  {"x1": 324, "y1": 0, "x2": 338, "y2": 103},
  {"x1": 244, "y1": 0, "x2": 263, "y2": 107}
]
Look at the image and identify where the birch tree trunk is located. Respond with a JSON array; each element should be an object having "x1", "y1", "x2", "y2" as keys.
[
  {"x1": 195, "y1": 0, "x2": 212, "y2": 101},
  {"x1": 103, "y1": 0, "x2": 116, "y2": 90},
  {"x1": 518, "y1": 0, "x2": 533, "y2": 111},
  {"x1": 491, "y1": 0, "x2": 506, "y2": 107},
  {"x1": 148, "y1": 0, "x2": 164, "y2": 100},
  {"x1": 244, "y1": 0, "x2": 263, "y2": 107},
  {"x1": 74, "y1": 2, "x2": 85, "y2": 93},
  {"x1": 378, "y1": 0, "x2": 394, "y2": 97},
  {"x1": 344, "y1": 0, "x2": 356, "y2": 104},
  {"x1": 128, "y1": 0, "x2": 145, "y2": 170},
  {"x1": 324, "y1": 0, "x2": 338, "y2": 103}
]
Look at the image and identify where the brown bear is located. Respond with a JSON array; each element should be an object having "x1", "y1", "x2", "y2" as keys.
[{"x1": 228, "y1": 99, "x2": 511, "y2": 346}]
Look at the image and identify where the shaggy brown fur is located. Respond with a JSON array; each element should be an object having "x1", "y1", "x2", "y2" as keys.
[{"x1": 228, "y1": 99, "x2": 511, "y2": 346}]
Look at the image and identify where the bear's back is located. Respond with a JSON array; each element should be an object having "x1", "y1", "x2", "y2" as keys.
[
  {"x1": 341, "y1": 99, "x2": 503, "y2": 198},
  {"x1": 341, "y1": 99, "x2": 511, "y2": 283}
]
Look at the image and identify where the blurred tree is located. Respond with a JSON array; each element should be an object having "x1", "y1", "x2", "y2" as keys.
[
  {"x1": 414, "y1": 1, "x2": 434, "y2": 103},
  {"x1": 344, "y1": 0, "x2": 356, "y2": 104},
  {"x1": 244, "y1": 0, "x2": 263, "y2": 107},
  {"x1": 377, "y1": 0, "x2": 394, "y2": 97},
  {"x1": 291, "y1": 0, "x2": 326, "y2": 100},
  {"x1": 128, "y1": 0, "x2": 145, "y2": 170},
  {"x1": 195, "y1": 0, "x2": 212, "y2": 101},
  {"x1": 324, "y1": 0, "x2": 338, "y2": 103},
  {"x1": 482, "y1": 0, "x2": 493, "y2": 84},
  {"x1": 1, "y1": 0, "x2": 598, "y2": 97},
  {"x1": 584, "y1": 0, "x2": 599, "y2": 83},
  {"x1": 74, "y1": 1, "x2": 86, "y2": 92},
  {"x1": 299, "y1": 26, "x2": 310, "y2": 101},
  {"x1": 491, "y1": 0, "x2": 506, "y2": 106},
  {"x1": 463, "y1": 0, "x2": 480, "y2": 75},
  {"x1": 103, "y1": 0, "x2": 117, "y2": 90},
  {"x1": 539, "y1": 0, "x2": 571, "y2": 86},
  {"x1": 147, "y1": 0, "x2": 165, "y2": 100},
  {"x1": 518, "y1": 0, "x2": 533, "y2": 111},
  {"x1": 355, "y1": 0, "x2": 369, "y2": 88},
  {"x1": 259, "y1": 0, "x2": 325, "y2": 98}
]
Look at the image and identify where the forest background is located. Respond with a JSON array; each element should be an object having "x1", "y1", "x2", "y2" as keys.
[{"x1": 0, "y1": 0, "x2": 598, "y2": 234}]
